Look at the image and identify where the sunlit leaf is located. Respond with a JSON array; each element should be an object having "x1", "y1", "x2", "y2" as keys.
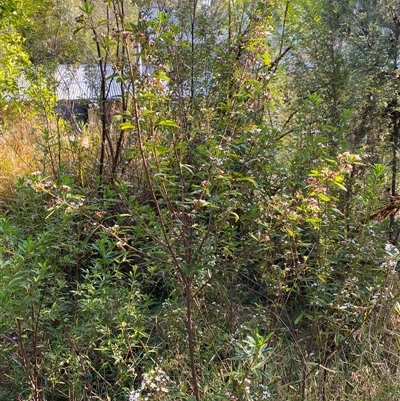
[
  {"x1": 120, "y1": 122, "x2": 135, "y2": 130},
  {"x1": 156, "y1": 119, "x2": 180, "y2": 128}
]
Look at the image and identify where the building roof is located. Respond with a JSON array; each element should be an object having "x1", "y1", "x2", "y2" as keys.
[{"x1": 55, "y1": 64, "x2": 122, "y2": 101}]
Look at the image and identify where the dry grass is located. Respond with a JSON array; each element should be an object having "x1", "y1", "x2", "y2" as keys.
[
  {"x1": 303, "y1": 273, "x2": 400, "y2": 401},
  {"x1": 0, "y1": 112, "x2": 103, "y2": 205},
  {"x1": 0, "y1": 118, "x2": 38, "y2": 204}
]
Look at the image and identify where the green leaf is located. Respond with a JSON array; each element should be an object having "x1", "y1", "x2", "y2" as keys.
[
  {"x1": 236, "y1": 176, "x2": 258, "y2": 187},
  {"x1": 286, "y1": 227, "x2": 295, "y2": 236},
  {"x1": 317, "y1": 193, "x2": 330, "y2": 202},
  {"x1": 155, "y1": 70, "x2": 170, "y2": 82},
  {"x1": 120, "y1": 122, "x2": 135, "y2": 131},
  {"x1": 331, "y1": 180, "x2": 347, "y2": 191},
  {"x1": 309, "y1": 170, "x2": 322, "y2": 177},
  {"x1": 180, "y1": 163, "x2": 194, "y2": 175},
  {"x1": 295, "y1": 313, "x2": 304, "y2": 325},
  {"x1": 157, "y1": 119, "x2": 180, "y2": 128},
  {"x1": 229, "y1": 211, "x2": 240, "y2": 222},
  {"x1": 80, "y1": 0, "x2": 94, "y2": 15},
  {"x1": 156, "y1": 10, "x2": 166, "y2": 23},
  {"x1": 262, "y1": 52, "x2": 271, "y2": 66}
]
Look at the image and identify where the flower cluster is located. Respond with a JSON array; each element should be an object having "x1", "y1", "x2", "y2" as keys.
[{"x1": 128, "y1": 366, "x2": 171, "y2": 401}]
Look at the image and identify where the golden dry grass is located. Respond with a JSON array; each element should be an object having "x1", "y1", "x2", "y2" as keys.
[
  {"x1": 0, "y1": 111, "x2": 104, "y2": 204},
  {"x1": 0, "y1": 119, "x2": 38, "y2": 203}
]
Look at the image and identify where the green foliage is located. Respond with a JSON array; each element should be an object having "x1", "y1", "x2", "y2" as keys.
[
  {"x1": 228, "y1": 331, "x2": 274, "y2": 400},
  {"x1": 0, "y1": 176, "x2": 151, "y2": 400},
  {"x1": 2, "y1": 1, "x2": 400, "y2": 401},
  {"x1": 0, "y1": 27, "x2": 30, "y2": 114}
]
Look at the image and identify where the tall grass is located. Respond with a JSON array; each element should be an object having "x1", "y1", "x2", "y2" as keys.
[{"x1": 0, "y1": 118, "x2": 38, "y2": 203}]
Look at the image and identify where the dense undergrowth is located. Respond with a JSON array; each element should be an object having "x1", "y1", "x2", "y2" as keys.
[
  {"x1": 1, "y1": 108, "x2": 400, "y2": 401},
  {"x1": 2, "y1": 0, "x2": 400, "y2": 400}
]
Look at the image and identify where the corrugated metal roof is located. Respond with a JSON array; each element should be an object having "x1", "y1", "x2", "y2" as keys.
[{"x1": 55, "y1": 64, "x2": 122, "y2": 101}]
